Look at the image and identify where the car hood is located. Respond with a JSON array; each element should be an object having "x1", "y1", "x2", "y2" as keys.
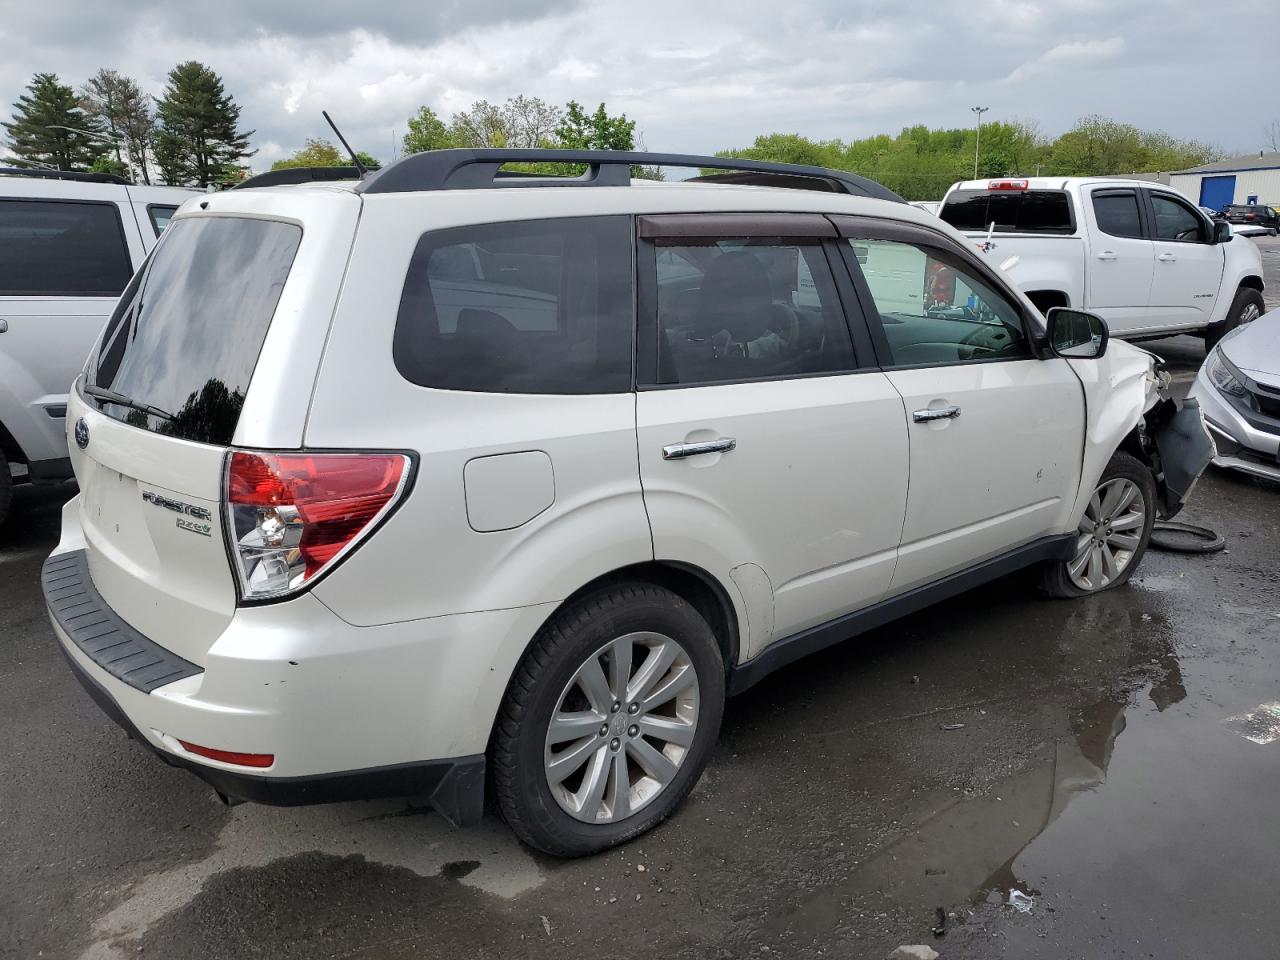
[{"x1": 1219, "y1": 308, "x2": 1280, "y2": 378}]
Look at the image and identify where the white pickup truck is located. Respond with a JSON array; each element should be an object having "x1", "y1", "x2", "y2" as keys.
[{"x1": 938, "y1": 177, "x2": 1265, "y2": 347}]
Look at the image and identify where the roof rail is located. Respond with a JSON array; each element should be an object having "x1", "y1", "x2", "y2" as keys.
[
  {"x1": 233, "y1": 166, "x2": 363, "y2": 190},
  {"x1": 357, "y1": 149, "x2": 905, "y2": 203},
  {"x1": 0, "y1": 166, "x2": 131, "y2": 185}
]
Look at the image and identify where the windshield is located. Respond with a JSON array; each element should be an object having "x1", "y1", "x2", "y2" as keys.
[{"x1": 90, "y1": 216, "x2": 302, "y2": 445}]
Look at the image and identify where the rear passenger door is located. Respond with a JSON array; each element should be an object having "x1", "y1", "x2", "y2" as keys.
[
  {"x1": 0, "y1": 193, "x2": 144, "y2": 466},
  {"x1": 1083, "y1": 186, "x2": 1155, "y2": 336},
  {"x1": 634, "y1": 214, "x2": 909, "y2": 656},
  {"x1": 832, "y1": 217, "x2": 1085, "y2": 594}
]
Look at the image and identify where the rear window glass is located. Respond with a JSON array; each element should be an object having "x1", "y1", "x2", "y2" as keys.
[
  {"x1": 940, "y1": 190, "x2": 1075, "y2": 234},
  {"x1": 91, "y1": 216, "x2": 301, "y2": 445},
  {"x1": 393, "y1": 216, "x2": 633, "y2": 394},
  {"x1": 0, "y1": 199, "x2": 132, "y2": 296}
]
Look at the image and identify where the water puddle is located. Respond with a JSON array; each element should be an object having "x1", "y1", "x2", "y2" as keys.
[{"x1": 80, "y1": 802, "x2": 541, "y2": 959}]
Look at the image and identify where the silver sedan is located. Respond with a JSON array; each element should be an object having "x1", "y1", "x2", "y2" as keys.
[{"x1": 1189, "y1": 306, "x2": 1280, "y2": 481}]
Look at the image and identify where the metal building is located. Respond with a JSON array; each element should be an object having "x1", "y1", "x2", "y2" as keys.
[{"x1": 1169, "y1": 152, "x2": 1280, "y2": 211}]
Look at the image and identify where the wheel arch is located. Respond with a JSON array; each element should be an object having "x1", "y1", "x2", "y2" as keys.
[
  {"x1": 1026, "y1": 289, "x2": 1070, "y2": 314},
  {"x1": 1238, "y1": 274, "x2": 1264, "y2": 293},
  {"x1": 554, "y1": 561, "x2": 741, "y2": 676}
]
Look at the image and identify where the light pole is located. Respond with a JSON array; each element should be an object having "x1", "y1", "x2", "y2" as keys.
[{"x1": 971, "y1": 106, "x2": 989, "y2": 178}]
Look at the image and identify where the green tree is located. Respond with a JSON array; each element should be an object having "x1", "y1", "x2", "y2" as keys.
[
  {"x1": 555, "y1": 100, "x2": 635, "y2": 151},
  {"x1": 1044, "y1": 116, "x2": 1217, "y2": 176},
  {"x1": 80, "y1": 69, "x2": 155, "y2": 184},
  {"x1": 2, "y1": 72, "x2": 108, "y2": 170},
  {"x1": 403, "y1": 105, "x2": 453, "y2": 153},
  {"x1": 152, "y1": 61, "x2": 254, "y2": 186},
  {"x1": 272, "y1": 137, "x2": 378, "y2": 170},
  {"x1": 89, "y1": 153, "x2": 130, "y2": 178}
]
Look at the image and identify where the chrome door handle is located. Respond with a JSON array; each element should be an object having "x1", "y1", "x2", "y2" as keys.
[
  {"x1": 913, "y1": 405, "x2": 961, "y2": 423},
  {"x1": 1157, "y1": 253, "x2": 1177, "y2": 262},
  {"x1": 662, "y1": 438, "x2": 737, "y2": 460},
  {"x1": 0, "y1": 319, "x2": 8, "y2": 334},
  {"x1": 1096, "y1": 251, "x2": 1118, "y2": 261}
]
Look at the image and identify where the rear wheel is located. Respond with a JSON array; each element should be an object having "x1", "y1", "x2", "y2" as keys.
[
  {"x1": 1205, "y1": 287, "x2": 1265, "y2": 350},
  {"x1": 491, "y1": 583, "x2": 725, "y2": 857},
  {"x1": 1041, "y1": 451, "x2": 1156, "y2": 598},
  {"x1": 0, "y1": 447, "x2": 11, "y2": 529}
]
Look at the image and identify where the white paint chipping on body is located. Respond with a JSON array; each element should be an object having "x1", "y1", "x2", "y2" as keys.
[
  {"x1": 80, "y1": 803, "x2": 541, "y2": 960},
  {"x1": 1225, "y1": 702, "x2": 1280, "y2": 745}
]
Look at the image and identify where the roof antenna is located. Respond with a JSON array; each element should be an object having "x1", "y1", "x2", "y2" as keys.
[{"x1": 322, "y1": 110, "x2": 367, "y2": 177}]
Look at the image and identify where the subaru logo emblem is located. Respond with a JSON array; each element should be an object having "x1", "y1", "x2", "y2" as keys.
[{"x1": 74, "y1": 418, "x2": 89, "y2": 450}]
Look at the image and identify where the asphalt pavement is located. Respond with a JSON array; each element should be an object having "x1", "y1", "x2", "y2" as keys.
[{"x1": 2, "y1": 243, "x2": 1279, "y2": 960}]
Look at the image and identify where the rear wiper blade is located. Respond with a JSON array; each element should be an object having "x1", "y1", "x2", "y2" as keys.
[{"x1": 82, "y1": 383, "x2": 174, "y2": 421}]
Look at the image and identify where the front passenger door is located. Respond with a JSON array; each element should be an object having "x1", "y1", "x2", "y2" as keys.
[
  {"x1": 1145, "y1": 191, "x2": 1226, "y2": 330},
  {"x1": 834, "y1": 223, "x2": 1086, "y2": 595}
]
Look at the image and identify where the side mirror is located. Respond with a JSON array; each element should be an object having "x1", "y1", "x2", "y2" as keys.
[
  {"x1": 1212, "y1": 220, "x2": 1232, "y2": 244},
  {"x1": 1046, "y1": 307, "x2": 1108, "y2": 359}
]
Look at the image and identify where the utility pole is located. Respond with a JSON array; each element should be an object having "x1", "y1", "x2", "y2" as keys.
[{"x1": 971, "y1": 106, "x2": 989, "y2": 178}]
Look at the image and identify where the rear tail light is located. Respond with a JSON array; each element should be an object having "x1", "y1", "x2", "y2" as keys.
[
  {"x1": 988, "y1": 179, "x2": 1029, "y2": 191},
  {"x1": 226, "y1": 451, "x2": 411, "y2": 601}
]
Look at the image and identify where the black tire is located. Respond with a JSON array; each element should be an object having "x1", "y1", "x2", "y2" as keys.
[
  {"x1": 0, "y1": 447, "x2": 11, "y2": 530},
  {"x1": 1205, "y1": 286, "x2": 1266, "y2": 350},
  {"x1": 491, "y1": 582, "x2": 725, "y2": 857},
  {"x1": 1041, "y1": 451, "x2": 1156, "y2": 599}
]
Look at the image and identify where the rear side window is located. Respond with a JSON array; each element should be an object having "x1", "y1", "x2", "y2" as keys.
[
  {"x1": 92, "y1": 216, "x2": 301, "y2": 445},
  {"x1": 652, "y1": 239, "x2": 855, "y2": 385},
  {"x1": 147, "y1": 205, "x2": 178, "y2": 237},
  {"x1": 939, "y1": 190, "x2": 1074, "y2": 234},
  {"x1": 1092, "y1": 191, "x2": 1144, "y2": 238},
  {"x1": 394, "y1": 216, "x2": 634, "y2": 394},
  {"x1": 0, "y1": 199, "x2": 132, "y2": 296}
]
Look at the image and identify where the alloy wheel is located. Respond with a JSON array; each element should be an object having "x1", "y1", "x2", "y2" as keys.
[
  {"x1": 544, "y1": 631, "x2": 700, "y2": 824},
  {"x1": 1239, "y1": 302, "x2": 1262, "y2": 326},
  {"x1": 1067, "y1": 478, "x2": 1147, "y2": 592}
]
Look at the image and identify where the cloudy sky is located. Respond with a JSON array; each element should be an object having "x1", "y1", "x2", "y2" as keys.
[{"x1": 1, "y1": 0, "x2": 1274, "y2": 169}]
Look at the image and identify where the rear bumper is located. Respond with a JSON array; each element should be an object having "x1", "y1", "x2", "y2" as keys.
[
  {"x1": 55, "y1": 636, "x2": 484, "y2": 820},
  {"x1": 42, "y1": 527, "x2": 555, "y2": 825}
]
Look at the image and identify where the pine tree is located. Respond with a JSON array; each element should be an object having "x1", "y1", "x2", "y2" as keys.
[
  {"x1": 81, "y1": 69, "x2": 156, "y2": 184},
  {"x1": 3, "y1": 72, "x2": 108, "y2": 171},
  {"x1": 152, "y1": 61, "x2": 255, "y2": 186}
]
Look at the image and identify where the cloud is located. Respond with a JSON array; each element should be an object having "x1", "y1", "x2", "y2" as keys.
[
  {"x1": 1007, "y1": 36, "x2": 1127, "y2": 82},
  {"x1": 0, "y1": 0, "x2": 1272, "y2": 171}
]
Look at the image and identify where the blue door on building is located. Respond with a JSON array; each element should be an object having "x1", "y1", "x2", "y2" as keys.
[{"x1": 1199, "y1": 175, "x2": 1235, "y2": 211}]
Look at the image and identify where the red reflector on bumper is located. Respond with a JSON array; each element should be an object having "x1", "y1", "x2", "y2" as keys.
[{"x1": 178, "y1": 740, "x2": 275, "y2": 768}]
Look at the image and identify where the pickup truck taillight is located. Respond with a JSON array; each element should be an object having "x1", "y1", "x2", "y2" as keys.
[{"x1": 225, "y1": 451, "x2": 411, "y2": 601}]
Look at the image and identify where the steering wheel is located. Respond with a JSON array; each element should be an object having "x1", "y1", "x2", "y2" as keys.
[{"x1": 959, "y1": 324, "x2": 1017, "y2": 359}]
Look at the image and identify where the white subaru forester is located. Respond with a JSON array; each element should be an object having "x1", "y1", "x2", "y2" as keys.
[{"x1": 43, "y1": 150, "x2": 1213, "y2": 857}]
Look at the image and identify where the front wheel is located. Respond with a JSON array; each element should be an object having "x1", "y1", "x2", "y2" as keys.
[
  {"x1": 491, "y1": 583, "x2": 725, "y2": 857},
  {"x1": 1205, "y1": 287, "x2": 1266, "y2": 350},
  {"x1": 1041, "y1": 451, "x2": 1156, "y2": 598}
]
